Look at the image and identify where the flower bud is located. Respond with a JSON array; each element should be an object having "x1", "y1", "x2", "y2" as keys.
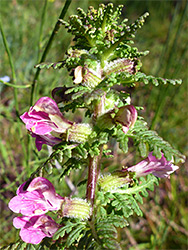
[
  {"x1": 114, "y1": 105, "x2": 137, "y2": 133},
  {"x1": 60, "y1": 198, "x2": 91, "y2": 220},
  {"x1": 127, "y1": 152, "x2": 179, "y2": 178},
  {"x1": 74, "y1": 66, "x2": 101, "y2": 88},
  {"x1": 52, "y1": 87, "x2": 72, "y2": 103}
]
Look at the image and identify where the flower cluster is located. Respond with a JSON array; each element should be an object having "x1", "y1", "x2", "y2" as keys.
[{"x1": 8, "y1": 177, "x2": 62, "y2": 244}]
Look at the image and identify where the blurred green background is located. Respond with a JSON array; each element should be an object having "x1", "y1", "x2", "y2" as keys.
[{"x1": 0, "y1": 0, "x2": 187, "y2": 249}]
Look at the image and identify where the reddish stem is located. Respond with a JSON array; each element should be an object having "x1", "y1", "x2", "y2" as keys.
[
  {"x1": 86, "y1": 93, "x2": 105, "y2": 208},
  {"x1": 86, "y1": 156, "x2": 100, "y2": 206}
]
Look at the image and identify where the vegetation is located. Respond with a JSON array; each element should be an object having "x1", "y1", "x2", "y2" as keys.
[{"x1": 0, "y1": 0, "x2": 187, "y2": 249}]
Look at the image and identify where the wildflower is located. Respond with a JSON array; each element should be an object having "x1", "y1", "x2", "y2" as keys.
[
  {"x1": 20, "y1": 97, "x2": 93, "y2": 150},
  {"x1": 13, "y1": 214, "x2": 60, "y2": 244},
  {"x1": 8, "y1": 177, "x2": 64, "y2": 216},
  {"x1": 0, "y1": 76, "x2": 10, "y2": 82},
  {"x1": 114, "y1": 105, "x2": 138, "y2": 133},
  {"x1": 127, "y1": 152, "x2": 179, "y2": 178},
  {"x1": 20, "y1": 97, "x2": 73, "y2": 151}
]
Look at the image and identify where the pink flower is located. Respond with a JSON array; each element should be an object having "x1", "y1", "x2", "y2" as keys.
[
  {"x1": 114, "y1": 105, "x2": 137, "y2": 133},
  {"x1": 127, "y1": 152, "x2": 179, "y2": 178},
  {"x1": 20, "y1": 97, "x2": 73, "y2": 151},
  {"x1": 13, "y1": 214, "x2": 60, "y2": 244},
  {"x1": 8, "y1": 177, "x2": 64, "y2": 216}
]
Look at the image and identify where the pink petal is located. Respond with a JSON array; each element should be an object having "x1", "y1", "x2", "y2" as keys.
[
  {"x1": 20, "y1": 228, "x2": 46, "y2": 244},
  {"x1": 9, "y1": 191, "x2": 48, "y2": 216},
  {"x1": 13, "y1": 216, "x2": 29, "y2": 229},
  {"x1": 13, "y1": 215, "x2": 60, "y2": 244},
  {"x1": 33, "y1": 97, "x2": 63, "y2": 117},
  {"x1": 31, "y1": 121, "x2": 55, "y2": 134},
  {"x1": 31, "y1": 133, "x2": 61, "y2": 151}
]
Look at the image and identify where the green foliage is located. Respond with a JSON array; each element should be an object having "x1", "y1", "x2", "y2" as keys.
[
  {"x1": 130, "y1": 119, "x2": 185, "y2": 162},
  {"x1": 53, "y1": 220, "x2": 87, "y2": 246},
  {"x1": 97, "y1": 174, "x2": 159, "y2": 218}
]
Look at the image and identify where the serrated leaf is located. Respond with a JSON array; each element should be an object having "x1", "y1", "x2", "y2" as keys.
[
  {"x1": 53, "y1": 221, "x2": 76, "y2": 240},
  {"x1": 131, "y1": 120, "x2": 185, "y2": 163},
  {"x1": 66, "y1": 224, "x2": 86, "y2": 247}
]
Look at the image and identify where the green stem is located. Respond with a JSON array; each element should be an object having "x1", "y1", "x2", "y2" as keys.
[
  {"x1": 0, "y1": 18, "x2": 19, "y2": 117},
  {"x1": 150, "y1": 3, "x2": 187, "y2": 130},
  {"x1": 88, "y1": 220, "x2": 101, "y2": 245},
  {"x1": 101, "y1": 33, "x2": 128, "y2": 66},
  {"x1": 30, "y1": 0, "x2": 72, "y2": 106},
  {"x1": 37, "y1": 0, "x2": 48, "y2": 63},
  {"x1": 154, "y1": 2, "x2": 180, "y2": 76}
]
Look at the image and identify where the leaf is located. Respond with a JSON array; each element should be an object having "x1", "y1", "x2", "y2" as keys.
[
  {"x1": 66, "y1": 224, "x2": 86, "y2": 247},
  {"x1": 53, "y1": 221, "x2": 77, "y2": 240},
  {"x1": 34, "y1": 61, "x2": 64, "y2": 69},
  {"x1": 134, "y1": 72, "x2": 182, "y2": 86},
  {"x1": 131, "y1": 120, "x2": 185, "y2": 163}
]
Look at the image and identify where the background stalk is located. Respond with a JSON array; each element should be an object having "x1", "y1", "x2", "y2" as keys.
[
  {"x1": 0, "y1": 18, "x2": 28, "y2": 166},
  {"x1": 30, "y1": 0, "x2": 72, "y2": 106}
]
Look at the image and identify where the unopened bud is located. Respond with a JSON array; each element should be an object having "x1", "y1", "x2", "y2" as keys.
[
  {"x1": 74, "y1": 66, "x2": 101, "y2": 88},
  {"x1": 114, "y1": 105, "x2": 137, "y2": 133}
]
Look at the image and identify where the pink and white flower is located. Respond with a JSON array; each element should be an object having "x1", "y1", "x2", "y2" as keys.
[
  {"x1": 127, "y1": 152, "x2": 179, "y2": 178},
  {"x1": 20, "y1": 97, "x2": 73, "y2": 151},
  {"x1": 8, "y1": 177, "x2": 64, "y2": 216}
]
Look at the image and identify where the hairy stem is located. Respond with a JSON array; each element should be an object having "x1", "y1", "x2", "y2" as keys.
[{"x1": 30, "y1": 0, "x2": 72, "y2": 106}]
